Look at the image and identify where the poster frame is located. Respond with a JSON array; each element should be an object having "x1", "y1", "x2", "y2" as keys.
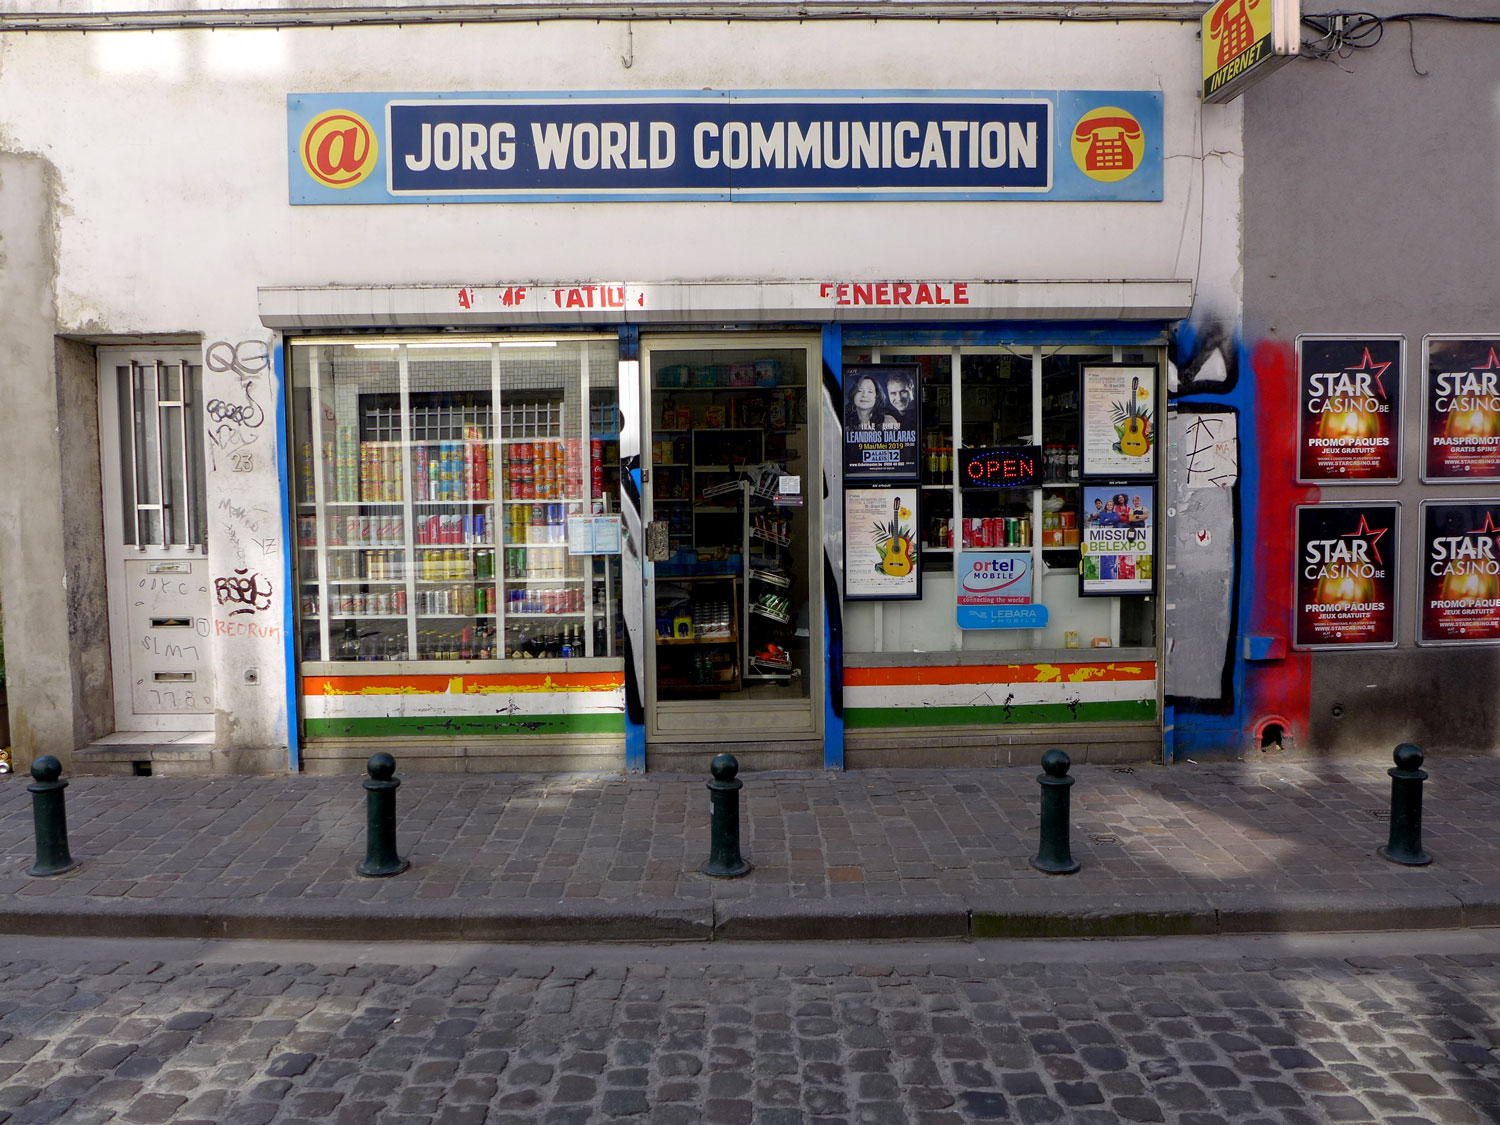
[
  {"x1": 841, "y1": 363, "x2": 922, "y2": 483},
  {"x1": 1294, "y1": 334, "x2": 1405, "y2": 486},
  {"x1": 1416, "y1": 497, "x2": 1500, "y2": 647},
  {"x1": 1079, "y1": 363, "x2": 1158, "y2": 481},
  {"x1": 1290, "y1": 501, "x2": 1401, "y2": 652},
  {"x1": 1077, "y1": 482, "x2": 1156, "y2": 598},
  {"x1": 843, "y1": 484, "x2": 923, "y2": 601},
  {"x1": 1421, "y1": 334, "x2": 1500, "y2": 484}
]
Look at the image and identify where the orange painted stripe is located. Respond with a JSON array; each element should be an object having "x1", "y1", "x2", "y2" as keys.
[
  {"x1": 303, "y1": 672, "x2": 625, "y2": 696},
  {"x1": 844, "y1": 662, "x2": 1156, "y2": 687}
]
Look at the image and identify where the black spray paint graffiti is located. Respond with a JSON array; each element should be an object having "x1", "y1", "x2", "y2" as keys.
[
  {"x1": 205, "y1": 340, "x2": 269, "y2": 471},
  {"x1": 215, "y1": 568, "x2": 274, "y2": 616}
]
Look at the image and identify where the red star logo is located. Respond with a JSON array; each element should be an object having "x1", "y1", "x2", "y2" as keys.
[
  {"x1": 1345, "y1": 347, "x2": 1393, "y2": 399},
  {"x1": 1474, "y1": 511, "x2": 1500, "y2": 538},
  {"x1": 1343, "y1": 514, "x2": 1387, "y2": 566},
  {"x1": 1476, "y1": 348, "x2": 1500, "y2": 372}
]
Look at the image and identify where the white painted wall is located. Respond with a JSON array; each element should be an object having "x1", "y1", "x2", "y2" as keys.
[
  {"x1": 0, "y1": 17, "x2": 1242, "y2": 759},
  {"x1": 1, "y1": 20, "x2": 1236, "y2": 317}
]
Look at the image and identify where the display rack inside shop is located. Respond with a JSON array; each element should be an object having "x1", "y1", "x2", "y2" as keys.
[
  {"x1": 297, "y1": 389, "x2": 617, "y2": 663},
  {"x1": 650, "y1": 358, "x2": 806, "y2": 695},
  {"x1": 741, "y1": 467, "x2": 801, "y2": 682}
]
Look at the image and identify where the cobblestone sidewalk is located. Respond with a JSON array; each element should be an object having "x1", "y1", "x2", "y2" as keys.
[{"x1": 0, "y1": 755, "x2": 1497, "y2": 940}]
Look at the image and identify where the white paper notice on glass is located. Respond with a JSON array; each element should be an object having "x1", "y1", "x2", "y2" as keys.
[
  {"x1": 778, "y1": 475, "x2": 801, "y2": 495},
  {"x1": 567, "y1": 516, "x2": 623, "y2": 555}
]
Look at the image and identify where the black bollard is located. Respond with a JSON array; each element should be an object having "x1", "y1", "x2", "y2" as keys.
[
  {"x1": 701, "y1": 753, "x2": 751, "y2": 878},
  {"x1": 27, "y1": 756, "x2": 79, "y2": 877},
  {"x1": 1029, "y1": 749, "x2": 1080, "y2": 875},
  {"x1": 1379, "y1": 743, "x2": 1432, "y2": 866},
  {"x1": 355, "y1": 753, "x2": 410, "y2": 877}
]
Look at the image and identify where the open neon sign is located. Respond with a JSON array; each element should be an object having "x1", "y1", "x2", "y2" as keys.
[{"x1": 961, "y1": 446, "x2": 1041, "y2": 489}]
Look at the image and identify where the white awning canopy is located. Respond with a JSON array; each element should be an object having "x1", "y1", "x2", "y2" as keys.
[{"x1": 259, "y1": 279, "x2": 1194, "y2": 329}]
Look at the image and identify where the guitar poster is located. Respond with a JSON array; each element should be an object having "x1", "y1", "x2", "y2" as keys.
[
  {"x1": 1418, "y1": 499, "x2": 1500, "y2": 645},
  {"x1": 1292, "y1": 503, "x2": 1399, "y2": 650},
  {"x1": 1423, "y1": 337, "x2": 1500, "y2": 481},
  {"x1": 1081, "y1": 365, "x2": 1156, "y2": 479},
  {"x1": 844, "y1": 485, "x2": 922, "y2": 600},
  {"x1": 1079, "y1": 484, "x2": 1154, "y2": 595},
  {"x1": 1296, "y1": 336, "x2": 1403, "y2": 484}
]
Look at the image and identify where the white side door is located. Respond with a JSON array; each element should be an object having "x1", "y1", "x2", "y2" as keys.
[{"x1": 99, "y1": 348, "x2": 214, "y2": 731}]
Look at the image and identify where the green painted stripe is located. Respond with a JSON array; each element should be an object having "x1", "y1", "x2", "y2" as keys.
[
  {"x1": 304, "y1": 713, "x2": 626, "y2": 738},
  {"x1": 844, "y1": 699, "x2": 1156, "y2": 728}
]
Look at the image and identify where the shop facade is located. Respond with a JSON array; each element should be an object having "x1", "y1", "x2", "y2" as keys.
[{"x1": 0, "y1": 8, "x2": 1242, "y2": 773}]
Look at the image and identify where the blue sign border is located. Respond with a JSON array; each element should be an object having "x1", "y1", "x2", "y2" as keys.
[{"x1": 289, "y1": 89, "x2": 1163, "y2": 205}]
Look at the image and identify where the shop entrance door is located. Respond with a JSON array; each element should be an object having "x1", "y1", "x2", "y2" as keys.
[
  {"x1": 641, "y1": 334, "x2": 823, "y2": 748},
  {"x1": 98, "y1": 348, "x2": 214, "y2": 732}
]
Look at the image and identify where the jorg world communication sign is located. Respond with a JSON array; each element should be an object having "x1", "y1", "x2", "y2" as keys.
[{"x1": 289, "y1": 90, "x2": 1163, "y2": 204}]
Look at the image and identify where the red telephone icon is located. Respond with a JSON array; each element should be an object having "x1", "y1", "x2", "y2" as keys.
[
  {"x1": 1073, "y1": 117, "x2": 1143, "y2": 173},
  {"x1": 1207, "y1": 0, "x2": 1260, "y2": 67}
]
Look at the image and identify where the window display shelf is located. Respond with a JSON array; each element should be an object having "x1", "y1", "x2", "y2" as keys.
[
  {"x1": 507, "y1": 611, "x2": 585, "y2": 619},
  {"x1": 657, "y1": 632, "x2": 736, "y2": 646}
]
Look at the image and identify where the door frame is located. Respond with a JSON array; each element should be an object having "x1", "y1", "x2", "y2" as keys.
[
  {"x1": 98, "y1": 346, "x2": 214, "y2": 732},
  {"x1": 639, "y1": 331, "x2": 826, "y2": 744}
]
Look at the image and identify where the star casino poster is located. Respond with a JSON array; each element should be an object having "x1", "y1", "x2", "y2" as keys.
[
  {"x1": 1419, "y1": 500, "x2": 1500, "y2": 645},
  {"x1": 1296, "y1": 336, "x2": 1402, "y2": 483},
  {"x1": 1292, "y1": 503, "x2": 1398, "y2": 650},
  {"x1": 1424, "y1": 337, "x2": 1500, "y2": 481}
]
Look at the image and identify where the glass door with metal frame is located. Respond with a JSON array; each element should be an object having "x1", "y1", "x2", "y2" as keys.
[{"x1": 641, "y1": 333, "x2": 823, "y2": 742}]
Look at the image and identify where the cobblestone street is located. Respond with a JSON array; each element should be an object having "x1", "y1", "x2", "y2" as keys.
[{"x1": 1, "y1": 932, "x2": 1499, "y2": 1124}]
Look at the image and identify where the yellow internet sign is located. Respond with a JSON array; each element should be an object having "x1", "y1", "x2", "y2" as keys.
[{"x1": 1202, "y1": 0, "x2": 1301, "y2": 105}]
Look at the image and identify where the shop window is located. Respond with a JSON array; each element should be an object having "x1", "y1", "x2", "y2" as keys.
[
  {"x1": 841, "y1": 344, "x2": 1159, "y2": 655},
  {"x1": 288, "y1": 336, "x2": 622, "y2": 666}
]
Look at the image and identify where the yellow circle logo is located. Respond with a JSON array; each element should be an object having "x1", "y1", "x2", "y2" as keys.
[
  {"x1": 300, "y1": 110, "x2": 378, "y2": 189},
  {"x1": 1070, "y1": 107, "x2": 1145, "y2": 183}
]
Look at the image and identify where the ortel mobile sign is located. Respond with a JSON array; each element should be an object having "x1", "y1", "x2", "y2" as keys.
[{"x1": 289, "y1": 90, "x2": 1163, "y2": 204}]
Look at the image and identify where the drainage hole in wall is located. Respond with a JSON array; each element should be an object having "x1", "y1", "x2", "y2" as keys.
[{"x1": 132, "y1": 761, "x2": 152, "y2": 777}]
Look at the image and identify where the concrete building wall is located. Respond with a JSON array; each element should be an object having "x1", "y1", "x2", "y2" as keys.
[
  {"x1": 0, "y1": 14, "x2": 1238, "y2": 767},
  {"x1": 1219, "y1": 4, "x2": 1500, "y2": 755},
  {"x1": 0, "y1": 153, "x2": 87, "y2": 765}
]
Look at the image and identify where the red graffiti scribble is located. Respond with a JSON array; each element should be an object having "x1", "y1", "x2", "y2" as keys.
[{"x1": 1244, "y1": 340, "x2": 1318, "y2": 745}]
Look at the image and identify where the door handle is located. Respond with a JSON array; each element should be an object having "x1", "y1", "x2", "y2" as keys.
[{"x1": 645, "y1": 520, "x2": 670, "y2": 562}]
